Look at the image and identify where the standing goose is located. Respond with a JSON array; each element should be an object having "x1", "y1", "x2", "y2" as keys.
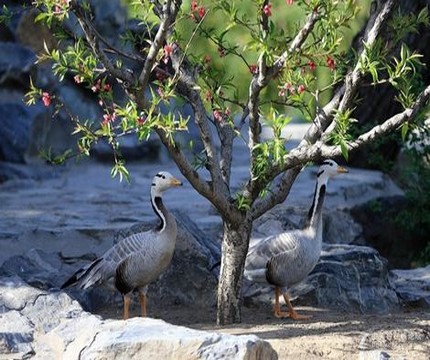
[
  {"x1": 244, "y1": 160, "x2": 348, "y2": 320},
  {"x1": 62, "y1": 171, "x2": 182, "y2": 319}
]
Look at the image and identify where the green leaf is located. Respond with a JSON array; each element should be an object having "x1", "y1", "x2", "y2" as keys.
[
  {"x1": 401, "y1": 122, "x2": 410, "y2": 142},
  {"x1": 111, "y1": 160, "x2": 130, "y2": 183},
  {"x1": 340, "y1": 140, "x2": 349, "y2": 161}
]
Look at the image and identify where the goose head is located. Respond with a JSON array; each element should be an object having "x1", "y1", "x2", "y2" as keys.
[
  {"x1": 151, "y1": 171, "x2": 182, "y2": 196},
  {"x1": 317, "y1": 159, "x2": 348, "y2": 180}
]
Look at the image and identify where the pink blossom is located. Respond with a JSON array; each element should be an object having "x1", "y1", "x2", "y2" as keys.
[
  {"x1": 213, "y1": 109, "x2": 223, "y2": 122},
  {"x1": 42, "y1": 92, "x2": 51, "y2": 107},
  {"x1": 164, "y1": 44, "x2": 173, "y2": 57},
  {"x1": 308, "y1": 60, "x2": 316, "y2": 72},
  {"x1": 157, "y1": 87, "x2": 164, "y2": 98},
  {"x1": 205, "y1": 90, "x2": 213, "y2": 102},
  {"x1": 191, "y1": 2, "x2": 206, "y2": 22},
  {"x1": 263, "y1": 4, "x2": 272, "y2": 16},
  {"x1": 297, "y1": 84, "x2": 306, "y2": 94},
  {"x1": 102, "y1": 114, "x2": 112, "y2": 124},
  {"x1": 249, "y1": 64, "x2": 258, "y2": 74},
  {"x1": 326, "y1": 56, "x2": 336, "y2": 71},
  {"x1": 198, "y1": 6, "x2": 206, "y2": 18},
  {"x1": 74, "y1": 75, "x2": 83, "y2": 84},
  {"x1": 286, "y1": 0, "x2": 294, "y2": 5},
  {"x1": 92, "y1": 79, "x2": 102, "y2": 93}
]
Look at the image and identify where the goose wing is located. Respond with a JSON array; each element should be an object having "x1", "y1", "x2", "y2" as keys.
[
  {"x1": 62, "y1": 229, "x2": 155, "y2": 290},
  {"x1": 244, "y1": 230, "x2": 302, "y2": 282},
  {"x1": 247, "y1": 230, "x2": 301, "y2": 268}
]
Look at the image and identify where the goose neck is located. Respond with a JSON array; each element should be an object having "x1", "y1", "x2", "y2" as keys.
[
  {"x1": 306, "y1": 176, "x2": 327, "y2": 230},
  {"x1": 150, "y1": 191, "x2": 168, "y2": 232}
]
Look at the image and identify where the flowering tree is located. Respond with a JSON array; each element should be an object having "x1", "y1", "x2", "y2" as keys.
[{"x1": 18, "y1": 0, "x2": 430, "y2": 324}]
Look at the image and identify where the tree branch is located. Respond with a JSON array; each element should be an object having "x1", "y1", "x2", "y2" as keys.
[
  {"x1": 252, "y1": 82, "x2": 430, "y2": 220},
  {"x1": 251, "y1": 167, "x2": 302, "y2": 221},
  {"x1": 244, "y1": 8, "x2": 323, "y2": 203},
  {"x1": 250, "y1": 0, "x2": 401, "y2": 219},
  {"x1": 311, "y1": 0, "x2": 399, "y2": 143},
  {"x1": 292, "y1": 83, "x2": 430, "y2": 167},
  {"x1": 170, "y1": 45, "x2": 228, "y2": 199},
  {"x1": 154, "y1": 126, "x2": 242, "y2": 224},
  {"x1": 138, "y1": 0, "x2": 180, "y2": 95},
  {"x1": 70, "y1": 1, "x2": 134, "y2": 86}
]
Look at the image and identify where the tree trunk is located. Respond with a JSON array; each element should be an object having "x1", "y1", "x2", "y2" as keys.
[{"x1": 216, "y1": 218, "x2": 252, "y2": 325}]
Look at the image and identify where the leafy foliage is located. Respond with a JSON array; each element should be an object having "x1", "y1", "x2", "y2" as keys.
[{"x1": 395, "y1": 122, "x2": 430, "y2": 266}]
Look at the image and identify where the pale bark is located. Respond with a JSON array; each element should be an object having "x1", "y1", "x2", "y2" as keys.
[{"x1": 217, "y1": 219, "x2": 252, "y2": 325}]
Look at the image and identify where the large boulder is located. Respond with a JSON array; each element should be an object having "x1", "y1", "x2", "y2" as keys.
[
  {"x1": 252, "y1": 205, "x2": 365, "y2": 248},
  {"x1": 0, "y1": 103, "x2": 33, "y2": 162},
  {"x1": 294, "y1": 244, "x2": 399, "y2": 313},
  {"x1": 0, "y1": 276, "x2": 277, "y2": 360},
  {"x1": 0, "y1": 214, "x2": 219, "y2": 314},
  {"x1": 389, "y1": 265, "x2": 430, "y2": 308},
  {"x1": 243, "y1": 244, "x2": 400, "y2": 314},
  {"x1": 0, "y1": 42, "x2": 36, "y2": 84}
]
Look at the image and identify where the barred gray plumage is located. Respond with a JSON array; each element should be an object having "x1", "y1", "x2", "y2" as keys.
[
  {"x1": 62, "y1": 171, "x2": 182, "y2": 319},
  {"x1": 244, "y1": 160, "x2": 348, "y2": 319}
]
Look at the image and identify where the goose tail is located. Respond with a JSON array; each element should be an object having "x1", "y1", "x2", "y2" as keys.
[{"x1": 61, "y1": 257, "x2": 103, "y2": 289}]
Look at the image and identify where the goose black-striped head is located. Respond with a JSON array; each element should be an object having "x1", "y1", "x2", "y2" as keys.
[
  {"x1": 317, "y1": 160, "x2": 348, "y2": 179},
  {"x1": 151, "y1": 171, "x2": 182, "y2": 196}
]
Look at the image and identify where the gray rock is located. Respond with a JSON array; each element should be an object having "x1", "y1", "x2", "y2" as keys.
[
  {"x1": 389, "y1": 265, "x2": 430, "y2": 307},
  {"x1": 0, "y1": 275, "x2": 45, "y2": 311},
  {"x1": 1, "y1": 214, "x2": 219, "y2": 314},
  {"x1": 0, "y1": 311, "x2": 35, "y2": 359},
  {"x1": 0, "y1": 162, "x2": 57, "y2": 183},
  {"x1": 0, "y1": 42, "x2": 35, "y2": 85},
  {"x1": 324, "y1": 209, "x2": 365, "y2": 245},
  {"x1": 0, "y1": 276, "x2": 277, "y2": 360},
  {"x1": 358, "y1": 350, "x2": 392, "y2": 360},
  {"x1": 252, "y1": 205, "x2": 364, "y2": 247},
  {"x1": 0, "y1": 103, "x2": 32, "y2": 162},
  {"x1": 79, "y1": 318, "x2": 277, "y2": 360},
  {"x1": 297, "y1": 244, "x2": 400, "y2": 313},
  {"x1": 244, "y1": 244, "x2": 400, "y2": 314}
]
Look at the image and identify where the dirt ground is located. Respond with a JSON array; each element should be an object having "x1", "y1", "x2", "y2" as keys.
[{"x1": 96, "y1": 302, "x2": 430, "y2": 360}]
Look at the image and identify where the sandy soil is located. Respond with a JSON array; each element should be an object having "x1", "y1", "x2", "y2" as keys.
[{"x1": 96, "y1": 302, "x2": 430, "y2": 360}]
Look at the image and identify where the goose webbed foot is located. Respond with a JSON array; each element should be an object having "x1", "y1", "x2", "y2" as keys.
[
  {"x1": 274, "y1": 286, "x2": 312, "y2": 320},
  {"x1": 273, "y1": 305, "x2": 312, "y2": 320}
]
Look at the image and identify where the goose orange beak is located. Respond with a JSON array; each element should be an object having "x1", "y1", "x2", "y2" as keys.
[
  {"x1": 337, "y1": 166, "x2": 348, "y2": 173},
  {"x1": 170, "y1": 177, "x2": 182, "y2": 186}
]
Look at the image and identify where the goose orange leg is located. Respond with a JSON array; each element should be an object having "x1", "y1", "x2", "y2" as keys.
[
  {"x1": 138, "y1": 290, "x2": 147, "y2": 317},
  {"x1": 273, "y1": 287, "x2": 311, "y2": 320},
  {"x1": 123, "y1": 293, "x2": 131, "y2": 320}
]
